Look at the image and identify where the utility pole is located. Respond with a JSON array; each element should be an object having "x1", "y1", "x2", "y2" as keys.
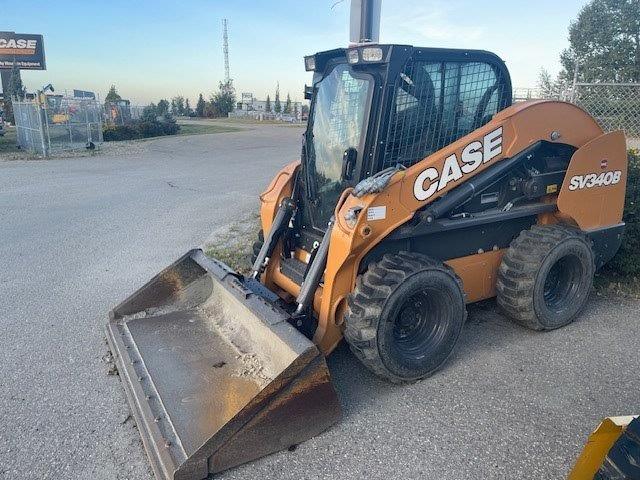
[
  {"x1": 222, "y1": 19, "x2": 230, "y2": 84},
  {"x1": 350, "y1": 0, "x2": 382, "y2": 44},
  {"x1": 1, "y1": 70, "x2": 12, "y2": 97}
]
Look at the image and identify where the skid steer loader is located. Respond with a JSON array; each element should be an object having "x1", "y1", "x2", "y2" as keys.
[{"x1": 106, "y1": 3, "x2": 628, "y2": 479}]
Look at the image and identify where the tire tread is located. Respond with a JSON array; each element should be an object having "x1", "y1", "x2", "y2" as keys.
[
  {"x1": 496, "y1": 224, "x2": 594, "y2": 330},
  {"x1": 344, "y1": 252, "x2": 466, "y2": 384}
]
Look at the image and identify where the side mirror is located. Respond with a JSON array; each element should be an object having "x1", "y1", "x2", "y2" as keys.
[
  {"x1": 341, "y1": 147, "x2": 357, "y2": 181},
  {"x1": 304, "y1": 85, "x2": 313, "y2": 100}
]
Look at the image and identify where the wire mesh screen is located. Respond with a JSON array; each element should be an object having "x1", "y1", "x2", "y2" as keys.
[{"x1": 382, "y1": 61, "x2": 508, "y2": 169}]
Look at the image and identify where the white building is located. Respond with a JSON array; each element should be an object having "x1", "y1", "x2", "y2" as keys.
[{"x1": 233, "y1": 92, "x2": 305, "y2": 120}]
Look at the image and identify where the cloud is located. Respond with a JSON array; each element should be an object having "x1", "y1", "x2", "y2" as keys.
[{"x1": 381, "y1": 0, "x2": 486, "y2": 44}]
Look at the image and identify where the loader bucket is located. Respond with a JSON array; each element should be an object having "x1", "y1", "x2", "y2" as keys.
[{"x1": 106, "y1": 249, "x2": 341, "y2": 480}]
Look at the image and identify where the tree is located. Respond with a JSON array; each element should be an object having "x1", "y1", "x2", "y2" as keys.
[
  {"x1": 537, "y1": 68, "x2": 563, "y2": 99},
  {"x1": 157, "y1": 99, "x2": 170, "y2": 115},
  {"x1": 212, "y1": 80, "x2": 236, "y2": 117},
  {"x1": 560, "y1": 0, "x2": 640, "y2": 82},
  {"x1": 265, "y1": 94, "x2": 271, "y2": 112},
  {"x1": 274, "y1": 84, "x2": 281, "y2": 113},
  {"x1": 105, "y1": 85, "x2": 122, "y2": 104},
  {"x1": 7, "y1": 62, "x2": 24, "y2": 99},
  {"x1": 171, "y1": 95, "x2": 185, "y2": 116},
  {"x1": 141, "y1": 103, "x2": 158, "y2": 122},
  {"x1": 196, "y1": 93, "x2": 206, "y2": 117},
  {"x1": 203, "y1": 99, "x2": 217, "y2": 118},
  {"x1": 293, "y1": 102, "x2": 299, "y2": 118},
  {"x1": 284, "y1": 93, "x2": 292, "y2": 114},
  {"x1": 4, "y1": 63, "x2": 25, "y2": 123},
  {"x1": 184, "y1": 98, "x2": 192, "y2": 116}
]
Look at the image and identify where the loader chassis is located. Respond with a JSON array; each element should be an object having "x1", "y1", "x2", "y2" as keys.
[{"x1": 261, "y1": 45, "x2": 627, "y2": 355}]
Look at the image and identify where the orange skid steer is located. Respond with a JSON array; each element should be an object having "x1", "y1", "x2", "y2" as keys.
[{"x1": 106, "y1": 10, "x2": 629, "y2": 480}]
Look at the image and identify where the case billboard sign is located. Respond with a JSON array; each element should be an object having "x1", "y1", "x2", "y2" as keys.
[{"x1": 0, "y1": 32, "x2": 46, "y2": 70}]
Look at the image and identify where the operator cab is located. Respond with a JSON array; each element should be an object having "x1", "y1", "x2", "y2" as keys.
[{"x1": 297, "y1": 44, "x2": 513, "y2": 250}]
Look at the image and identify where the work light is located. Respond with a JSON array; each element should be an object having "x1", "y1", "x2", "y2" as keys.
[
  {"x1": 304, "y1": 55, "x2": 316, "y2": 71},
  {"x1": 361, "y1": 47, "x2": 383, "y2": 62}
]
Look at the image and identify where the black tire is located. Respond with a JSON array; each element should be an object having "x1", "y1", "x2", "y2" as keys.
[
  {"x1": 250, "y1": 229, "x2": 264, "y2": 265},
  {"x1": 497, "y1": 224, "x2": 595, "y2": 331},
  {"x1": 344, "y1": 252, "x2": 466, "y2": 384}
]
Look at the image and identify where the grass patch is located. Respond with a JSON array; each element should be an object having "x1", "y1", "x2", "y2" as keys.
[
  {"x1": 205, "y1": 244, "x2": 253, "y2": 274},
  {"x1": 177, "y1": 123, "x2": 241, "y2": 136},
  {"x1": 594, "y1": 271, "x2": 640, "y2": 299},
  {"x1": 204, "y1": 215, "x2": 260, "y2": 275},
  {"x1": 184, "y1": 117, "x2": 306, "y2": 126}
]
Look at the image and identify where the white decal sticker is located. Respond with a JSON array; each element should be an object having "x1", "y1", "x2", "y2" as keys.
[
  {"x1": 568, "y1": 170, "x2": 622, "y2": 191},
  {"x1": 413, "y1": 127, "x2": 504, "y2": 202},
  {"x1": 367, "y1": 206, "x2": 387, "y2": 221}
]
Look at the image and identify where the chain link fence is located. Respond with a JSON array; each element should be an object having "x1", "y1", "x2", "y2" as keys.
[
  {"x1": 13, "y1": 95, "x2": 103, "y2": 156},
  {"x1": 513, "y1": 82, "x2": 640, "y2": 149},
  {"x1": 571, "y1": 83, "x2": 640, "y2": 149},
  {"x1": 103, "y1": 103, "x2": 146, "y2": 125},
  {"x1": 13, "y1": 100, "x2": 46, "y2": 154}
]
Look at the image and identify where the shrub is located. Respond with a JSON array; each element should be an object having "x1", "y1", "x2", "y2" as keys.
[
  {"x1": 607, "y1": 149, "x2": 640, "y2": 276},
  {"x1": 159, "y1": 114, "x2": 179, "y2": 135},
  {"x1": 103, "y1": 118, "x2": 180, "y2": 142},
  {"x1": 141, "y1": 104, "x2": 158, "y2": 122},
  {"x1": 103, "y1": 124, "x2": 139, "y2": 141},
  {"x1": 161, "y1": 120, "x2": 179, "y2": 135},
  {"x1": 137, "y1": 120, "x2": 164, "y2": 137}
]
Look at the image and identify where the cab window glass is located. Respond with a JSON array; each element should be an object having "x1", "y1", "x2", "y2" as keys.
[{"x1": 383, "y1": 60, "x2": 508, "y2": 169}]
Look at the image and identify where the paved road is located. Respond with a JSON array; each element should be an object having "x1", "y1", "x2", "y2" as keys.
[{"x1": 2, "y1": 126, "x2": 639, "y2": 480}]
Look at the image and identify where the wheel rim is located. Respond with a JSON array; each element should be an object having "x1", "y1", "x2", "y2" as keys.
[
  {"x1": 543, "y1": 254, "x2": 584, "y2": 313},
  {"x1": 391, "y1": 288, "x2": 449, "y2": 362}
]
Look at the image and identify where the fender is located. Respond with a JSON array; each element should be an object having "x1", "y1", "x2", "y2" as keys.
[{"x1": 557, "y1": 130, "x2": 627, "y2": 230}]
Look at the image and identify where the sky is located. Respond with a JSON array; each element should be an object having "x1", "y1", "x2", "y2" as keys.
[{"x1": 4, "y1": 0, "x2": 589, "y2": 105}]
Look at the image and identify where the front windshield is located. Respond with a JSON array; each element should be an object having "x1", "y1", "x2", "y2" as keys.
[{"x1": 306, "y1": 63, "x2": 372, "y2": 228}]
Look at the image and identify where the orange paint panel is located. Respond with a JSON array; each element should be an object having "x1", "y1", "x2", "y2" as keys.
[
  {"x1": 259, "y1": 161, "x2": 299, "y2": 233},
  {"x1": 446, "y1": 250, "x2": 504, "y2": 303},
  {"x1": 557, "y1": 131, "x2": 627, "y2": 230}
]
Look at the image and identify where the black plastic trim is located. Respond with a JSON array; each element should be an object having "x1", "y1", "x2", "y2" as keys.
[
  {"x1": 390, "y1": 202, "x2": 557, "y2": 240},
  {"x1": 586, "y1": 223, "x2": 625, "y2": 270}
]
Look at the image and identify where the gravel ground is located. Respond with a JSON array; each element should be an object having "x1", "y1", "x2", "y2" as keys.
[{"x1": 1, "y1": 125, "x2": 639, "y2": 480}]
